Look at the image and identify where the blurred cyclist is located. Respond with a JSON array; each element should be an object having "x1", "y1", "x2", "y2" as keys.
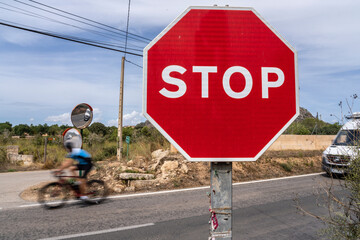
[{"x1": 56, "y1": 141, "x2": 93, "y2": 200}]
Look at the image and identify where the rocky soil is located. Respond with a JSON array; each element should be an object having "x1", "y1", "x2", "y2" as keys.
[{"x1": 21, "y1": 149, "x2": 323, "y2": 201}]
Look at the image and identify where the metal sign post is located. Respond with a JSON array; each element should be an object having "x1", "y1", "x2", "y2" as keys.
[
  {"x1": 210, "y1": 162, "x2": 232, "y2": 239},
  {"x1": 125, "y1": 136, "x2": 130, "y2": 160}
]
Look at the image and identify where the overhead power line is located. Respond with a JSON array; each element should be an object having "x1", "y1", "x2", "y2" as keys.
[
  {"x1": 125, "y1": 59, "x2": 142, "y2": 69},
  {"x1": 0, "y1": 17, "x2": 142, "y2": 52},
  {"x1": 29, "y1": 0, "x2": 151, "y2": 42},
  {"x1": 17, "y1": 0, "x2": 151, "y2": 43},
  {"x1": 0, "y1": 2, "x2": 142, "y2": 51},
  {"x1": 12, "y1": 0, "x2": 148, "y2": 44},
  {"x1": 1, "y1": 2, "x2": 146, "y2": 50},
  {"x1": 0, "y1": 20, "x2": 143, "y2": 57},
  {"x1": 0, "y1": 3, "x2": 143, "y2": 50}
]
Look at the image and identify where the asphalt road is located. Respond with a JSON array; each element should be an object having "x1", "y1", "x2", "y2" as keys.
[
  {"x1": 0, "y1": 172, "x2": 343, "y2": 240},
  {"x1": 0, "y1": 170, "x2": 52, "y2": 209}
]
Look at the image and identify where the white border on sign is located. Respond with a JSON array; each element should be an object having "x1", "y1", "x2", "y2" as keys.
[{"x1": 143, "y1": 6, "x2": 299, "y2": 162}]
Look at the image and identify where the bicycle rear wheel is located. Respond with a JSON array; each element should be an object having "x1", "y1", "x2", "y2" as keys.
[
  {"x1": 85, "y1": 180, "x2": 108, "y2": 204},
  {"x1": 38, "y1": 182, "x2": 67, "y2": 209}
]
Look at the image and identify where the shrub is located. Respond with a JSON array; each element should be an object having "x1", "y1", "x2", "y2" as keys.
[
  {"x1": 85, "y1": 133, "x2": 104, "y2": 147},
  {"x1": 103, "y1": 145, "x2": 117, "y2": 158},
  {"x1": 296, "y1": 153, "x2": 360, "y2": 240},
  {"x1": 279, "y1": 162, "x2": 293, "y2": 172},
  {"x1": 0, "y1": 147, "x2": 9, "y2": 168},
  {"x1": 92, "y1": 152, "x2": 105, "y2": 162}
]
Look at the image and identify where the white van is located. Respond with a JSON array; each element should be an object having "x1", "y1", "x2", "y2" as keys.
[{"x1": 322, "y1": 112, "x2": 360, "y2": 175}]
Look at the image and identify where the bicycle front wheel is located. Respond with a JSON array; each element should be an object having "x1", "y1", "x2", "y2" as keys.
[
  {"x1": 38, "y1": 182, "x2": 67, "y2": 209},
  {"x1": 85, "y1": 180, "x2": 108, "y2": 204}
]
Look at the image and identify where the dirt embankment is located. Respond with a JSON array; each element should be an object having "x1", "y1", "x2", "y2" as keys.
[{"x1": 21, "y1": 150, "x2": 323, "y2": 201}]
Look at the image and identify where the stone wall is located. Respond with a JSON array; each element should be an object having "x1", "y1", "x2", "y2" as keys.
[
  {"x1": 169, "y1": 134, "x2": 336, "y2": 153},
  {"x1": 8, "y1": 154, "x2": 34, "y2": 166},
  {"x1": 6, "y1": 145, "x2": 19, "y2": 158},
  {"x1": 268, "y1": 134, "x2": 336, "y2": 151},
  {"x1": 6, "y1": 145, "x2": 34, "y2": 166}
]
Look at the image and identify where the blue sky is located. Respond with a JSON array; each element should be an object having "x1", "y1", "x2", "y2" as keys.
[{"x1": 0, "y1": 0, "x2": 360, "y2": 126}]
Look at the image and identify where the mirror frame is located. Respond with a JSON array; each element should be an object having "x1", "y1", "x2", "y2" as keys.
[
  {"x1": 71, "y1": 103, "x2": 93, "y2": 129},
  {"x1": 62, "y1": 128, "x2": 83, "y2": 149}
]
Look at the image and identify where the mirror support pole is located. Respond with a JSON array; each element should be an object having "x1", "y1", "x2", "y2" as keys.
[{"x1": 117, "y1": 56, "x2": 125, "y2": 161}]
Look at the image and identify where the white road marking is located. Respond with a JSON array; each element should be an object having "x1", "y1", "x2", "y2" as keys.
[
  {"x1": 19, "y1": 203, "x2": 42, "y2": 208},
  {"x1": 108, "y1": 172, "x2": 324, "y2": 199},
  {"x1": 233, "y1": 172, "x2": 324, "y2": 186},
  {"x1": 11, "y1": 172, "x2": 325, "y2": 209},
  {"x1": 38, "y1": 223, "x2": 155, "y2": 240},
  {"x1": 19, "y1": 200, "x2": 79, "y2": 208}
]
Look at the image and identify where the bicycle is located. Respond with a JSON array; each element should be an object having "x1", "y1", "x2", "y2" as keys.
[{"x1": 38, "y1": 171, "x2": 108, "y2": 209}]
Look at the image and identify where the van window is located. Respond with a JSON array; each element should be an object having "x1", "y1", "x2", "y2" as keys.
[{"x1": 333, "y1": 130, "x2": 360, "y2": 146}]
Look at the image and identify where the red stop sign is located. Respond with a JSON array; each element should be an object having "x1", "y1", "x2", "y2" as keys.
[{"x1": 143, "y1": 7, "x2": 299, "y2": 161}]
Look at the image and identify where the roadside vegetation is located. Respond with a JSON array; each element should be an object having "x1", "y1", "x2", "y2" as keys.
[
  {"x1": 296, "y1": 156, "x2": 360, "y2": 240},
  {"x1": 0, "y1": 121, "x2": 169, "y2": 171},
  {"x1": 0, "y1": 107, "x2": 341, "y2": 171},
  {"x1": 284, "y1": 108, "x2": 341, "y2": 135}
]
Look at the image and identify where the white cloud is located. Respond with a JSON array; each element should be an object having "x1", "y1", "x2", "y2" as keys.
[
  {"x1": 2, "y1": 0, "x2": 360, "y2": 125},
  {"x1": 107, "y1": 111, "x2": 144, "y2": 127},
  {"x1": 45, "y1": 113, "x2": 71, "y2": 125},
  {"x1": 123, "y1": 111, "x2": 143, "y2": 126},
  {"x1": 92, "y1": 108, "x2": 102, "y2": 122},
  {"x1": 29, "y1": 118, "x2": 34, "y2": 122},
  {"x1": 107, "y1": 119, "x2": 118, "y2": 127}
]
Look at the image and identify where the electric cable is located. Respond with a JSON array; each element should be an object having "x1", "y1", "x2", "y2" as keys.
[
  {"x1": 13, "y1": 0, "x2": 149, "y2": 44},
  {"x1": 0, "y1": 20, "x2": 143, "y2": 56},
  {"x1": 0, "y1": 1, "x2": 146, "y2": 49},
  {"x1": 29, "y1": 0, "x2": 151, "y2": 42},
  {"x1": 125, "y1": 59, "x2": 143, "y2": 69}
]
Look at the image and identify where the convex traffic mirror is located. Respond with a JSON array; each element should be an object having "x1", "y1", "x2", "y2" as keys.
[
  {"x1": 62, "y1": 128, "x2": 82, "y2": 149},
  {"x1": 71, "y1": 103, "x2": 93, "y2": 129}
]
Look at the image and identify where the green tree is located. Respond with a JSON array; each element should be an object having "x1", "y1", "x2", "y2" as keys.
[
  {"x1": 88, "y1": 122, "x2": 108, "y2": 136},
  {"x1": 107, "y1": 127, "x2": 118, "y2": 142},
  {"x1": 140, "y1": 126, "x2": 151, "y2": 137},
  {"x1": 285, "y1": 118, "x2": 341, "y2": 135},
  {"x1": 134, "y1": 122, "x2": 146, "y2": 130},
  {"x1": 285, "y1": 122, "x2": 311, "y2": 135},
  {"x1": 321, "y1": 123, "x2": 342, "y2": 135},
  {"x1": 13, "y1": 124, "x2": 32, "y2": 137},
  {"x1": 48, "y1": 124, "x2": 61, "y2": 136},
  {"x1": 122, "y1": 127, "x2": 134, "y2": 141},
  {"x1": 0, "y1": 122, "x2": 12, "y2": 133}
]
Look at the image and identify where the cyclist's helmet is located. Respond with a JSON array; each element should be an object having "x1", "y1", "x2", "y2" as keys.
[{"x1": 64, "y1": 141, "x2": 74, "y2": 152}]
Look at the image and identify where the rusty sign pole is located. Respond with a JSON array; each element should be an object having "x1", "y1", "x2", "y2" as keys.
[{"x1": 210, "y1": 162, "x2": 232, "y2": 239}]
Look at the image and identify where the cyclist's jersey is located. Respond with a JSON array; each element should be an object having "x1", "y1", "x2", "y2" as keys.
[{"x1": 66, "y1": 148, "x2": 92, "y2": 165}]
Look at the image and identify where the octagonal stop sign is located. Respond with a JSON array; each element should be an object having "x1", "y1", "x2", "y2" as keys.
[{"x1": 143, "y1": 6, "x2": 299, "y2": 161}]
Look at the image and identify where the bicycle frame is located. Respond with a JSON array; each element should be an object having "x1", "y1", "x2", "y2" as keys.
[{"x1": 54, "y1": 174, "x2": 84, "y2": 198}]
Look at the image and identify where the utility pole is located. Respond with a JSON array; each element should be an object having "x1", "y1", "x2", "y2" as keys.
[
  {"x1": 117, "y1": 56, "x2": 125, "y2": 161},
  {"x1": 118, "y1": 0, "x2": 131, "y2": 162}
]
